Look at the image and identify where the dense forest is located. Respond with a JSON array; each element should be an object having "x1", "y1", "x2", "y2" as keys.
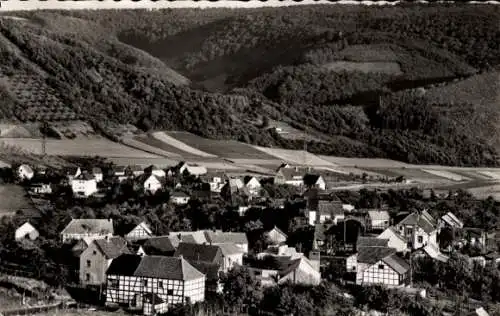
[{"x1": 0, "y1": 4, "x2": 499, "y2": 166}]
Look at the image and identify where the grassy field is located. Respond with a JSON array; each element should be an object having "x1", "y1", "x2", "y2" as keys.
[
  {"x1": 0, "y1": 137, "x2": 161, "y2": 158},
  {"x1": 252, "y1": 146, "x2": 338, "y2": 167},
  {"x1": 166, "y1": 131, "x2": 277, "y2": 160},
  {"x1": 0, "y1": 184, "x2": 33, "y2": 216},
  {"x1": 421, "y1": 169, "x2": 471, "y2": 182},
  {"x1": 33, "y1": 308, "x2": 128, "y2": 316},
  {"x1": 319, "y1": 155, "x2": 410, "y2": 168},
  {"x1": 155, "y1": 132, "x2": 217, "y2": 158},
  {"x1": 361, "y1": 167, "x2": 451, "y2": 183},
  {"x1": 121, "y1": 136, "x2": 183, "y2": 158},
  {"x1": 133, "y1": 134, "x2": 201, "y2": 158},
  {"x1": 322, "y1": 61, "x2": 403, "y2": 75}
]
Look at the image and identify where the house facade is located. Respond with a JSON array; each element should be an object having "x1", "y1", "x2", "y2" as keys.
[
  {"x1": 243, "y1": 176, "x2": 262, "y2": 196},
  {"x1": 17, "y1": 164, "x2": 34, "y2": 181},
  {"x1": 179, "y1": 163, "x2": 207, "y2": 176},
  {"x1": 15, "y1": 222, "x2": 39, "y2": 241},
  {"x1": 105, "y1": 255, "x2": 205, "y2": 315},
  {"x1": 265, "y1": 227, "x2": 287, "y2": 245},
  {"x1": 395, "y1": 210, "x2": 437, "y2": 250},
  {"x1": 30, "y1": 183, "x2": 52, "y2": 195},
  {"x1": 278, "y1": 257, "x2": 321, "y2": 286},
  {"x1": 218, "y1": 243, "x2": 244, "y2": 272},
  {"x1": 92, "y1": 168, "x2": 103, "y2": 183},
  {"x1": 170, "y1": 192, "x2": 190, "y2": 205},
  {"x1": 204, "y1": 231, "x2": 249, "y2": 254},
  {"x1": 126, "y1": 222, "x2": 154, "y2": 241},
  {"x1": 367, "y1": 210, "x2": 391, "y2": 231},
  {"x1": 378, "y1": 227, "x2": 408, "y2": 253},
  {"x1": 142, "y1": 175, "x2": 162, "y2": 194},
  {"x1": 80, "y1": 236, "x2": 130, "y2": 285},
  {"x1": 303, "y1": 174, "x2": 326, "y2": 191},
  {"x1": 71, "y1": 173, "x2": 98, "y2": 198}
]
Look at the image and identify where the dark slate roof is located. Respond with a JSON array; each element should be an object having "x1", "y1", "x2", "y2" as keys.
[
  {"x1": 106, "y1": 254, "x2": 143, "y2": 276},
  {"x1": 188, "y1": 261, "x2": 220, "y2": 282},
  {"x1": 74, "y1": 172, "x2": 96, "y2": 181},
  {"x1": 279, "y1": 168, "x2": 307, "y2": 181},
  {"x1": 398, "y1": 211, "x2": 435, "y2": 234},
  {"x1": 94, "y1": 237, "x2": 131, "y2": 259},
  {"x1": 143, "y1": 236, "x2": 177, "y2": 255},
  {"x1": 279, "y1": 258, "x2": 303, "y2": 276},
  {"x1": 205, "y1": 231, "x2": 248, "y2": 245},
  {"x1": 61, "y1": 219, "x2": 113, "y2": 235},
  {"x1": 303, "y1": 174, "x2": 321, "y2": 186},
  {"x1": 174, "y1": 242, "x2": 222, "y2": 263},
  {"x1": 318, "y1": 200, "x2": 344, "y2": 216},
  {"x1": 357, "y1": 237, "x2": 389, "y2": 248},
  {"x1": 357, "y1": 246, "x2": 397, "y2": 264},
  {"x1": 382, "y1": 253, "x2": 410, "y2": 274},
  {"x1": 180, "y1": 234, "x2": 198, "y2": 244},
  {"x1": 218, "y1": 243, "x2": 244, "y2": 256},
  {"x1": 133, "y1": 256, "x2": 204, "y2": 281}
]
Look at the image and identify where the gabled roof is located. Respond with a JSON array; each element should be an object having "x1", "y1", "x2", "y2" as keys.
[
  {"x1": 279, "y1": 256, "x2": 316, "y2": 277},
  {"x1": 382, "y1": 253, "x2": 410, "y2": 274},
  {"x1": 125, "y1": 221, "x2": 153, "y2": 237},
  {"x1": 143, "y1": 236, "x2": 177, "y2": 255},
  {"x1": 169, "y1": 231, "x2": 208, "y2": 244},
  {"x1": 357, "y1": 236, "x2": 389, "y2": 248},
  {"x1": 279, "y1": 168, "x2": 307, "y2": 181},
  {"x1": 398, "y1": 211, "x2": 435, "y2": 234},
  {"x1": 243, "y1": 176, "x2": 260, "y2": 186},
  {"x1": 218, "y1": 243, "x2": 244, "y2": 256},
  {"x1": 106, "y1": 254, "x2": 143, "y2": 276},
  {"x1": 133, "y1": 255, "x2": 204, "y2": 281},
  {"x1": 180, "y1": 234, "x2": 198, "y2": 244},
  {"x1": 136, "y1": 173, "x2": 161, "y2": 184},
  {"x1": 367, "y1": 210, "x2": 390, "y2": 221},
  {"x1": 188, "y1": 261, "x2": 220, "y2": 282},
  {"x1": 94, "y1": 237, "x2": 131, "y2": 259},
  {"x1": 205, "y1": 231, "x2": 248, "y2": 245},
  {"x1": 303, "y1": 174, "x2": 322, "y2": 186},
  {"x1": 267, "y1": 226, "x2": 288, "y2": 239},
  {"x1": 174, "y1": 242, "x2": 222, "y2": 263},
  {"x1": 357, "y1": 246, "x2": 397, "y2": 264},
  {"x1": 417, "y1": 243, "x2": 449, "y2": 262},
  {"x1": 441, "y1": 212, "x2": 464, "y2": 229},
  {"x1": 17, "y1": 222, "x2": 37, "y2": 232},
  {"x1": 379, "y1": 227, "x2": 407, "y2": 243},
  {"x1": 61, "y1": 219, "x2": 113, "y2": 236}
]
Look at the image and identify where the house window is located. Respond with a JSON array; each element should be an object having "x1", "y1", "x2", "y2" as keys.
[
  {"x1": 167, "y1": 289, "x2": 174, "y2": 295},
  {"x1": 86, "y1": 260, "x2": 91, "y2": 268},
  {"x1": 143, "y1": 280, "x2": 148, "y2": 287},
  {"x1": 110, "y1": 279, "x2": 119, "y2": 288},
  {"x1": 378, "y1": 264, "x2": 385, "y2": 270},
  {"x1": 159, "y1": 281, "x2": 164, "y2": 289},
  {"x1": 86, "y1": 273, "x2": 90, "y2": 281},
  {"x1": 92, "y1": 250, "x2": 97, "y2": 255},
  {"x1": 417, "y1": 236, "x2": 423, "y2": 243}
]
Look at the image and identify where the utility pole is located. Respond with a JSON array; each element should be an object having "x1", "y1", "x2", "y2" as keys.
[{"x1": 41, "y1": 121, "x2": 47, "y2": 156}]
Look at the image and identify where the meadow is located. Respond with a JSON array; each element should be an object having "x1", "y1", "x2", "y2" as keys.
[
  {"x1": 322, "y1": 61, "x2": 403, "y2": 75},
  {"x1": 0, "y1": 184, "x2": 33, "y2": 216}
]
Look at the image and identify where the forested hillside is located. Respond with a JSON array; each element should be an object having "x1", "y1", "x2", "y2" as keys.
[{"x1": 0, "y1": 4, "x2": 499, "y2": 166}]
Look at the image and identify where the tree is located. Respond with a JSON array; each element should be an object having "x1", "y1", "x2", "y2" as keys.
[{"x1": 221, "y1": 266, "x2": 262, "y2": 313}]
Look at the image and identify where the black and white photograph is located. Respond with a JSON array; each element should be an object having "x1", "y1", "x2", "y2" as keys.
[{"x1": 0, "y1": 0, "x2": 499, "y2": 315}]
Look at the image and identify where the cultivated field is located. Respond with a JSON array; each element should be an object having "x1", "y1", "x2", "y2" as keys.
[
  {"x1": 322, "y1": 61, "x2": 403, "y2": 75},
  {"x1": 166, "y1": 131, "x2": 277, "y2": 160},
  {"x1": 319, "y1": 156, "x2": 410, "y2": 168},
  {"x1": 121, "y1": 136, "x2": 183, "y2": 158},
  {"x1": 0, "y1": 184, "x2": 33, "y2": 216},
  {"x1": 252, "y1": 146, "x2": 338, "y2": 167},
  {"x1": 155, "y1": 132, "x2": 217, "y2": 158},
  {"x1": 421, "y1": 169, "x2": 470, "y2": 182},
  {"x1": 0, "y1": 137, "x2": 161, "y2": 158}
]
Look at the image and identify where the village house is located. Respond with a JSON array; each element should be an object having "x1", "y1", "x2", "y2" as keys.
[
  {"x1": 303, "y1": 174, "x2": 326, "y2": 191},
  {"x1": 170, "y1": 191, "x2": 190, "y2": 205},
  {"x1": 347, "y1": 246, "x2": 410, "y2": 287},
  {"x1": 92, "y1": 167, "x2": 103, "y2": 183},
  {"x1": 221, "y1": 178, "x2": 251, "y2": 202},
  {"x1": 113, "y1": 166, "x2": 128, "y2": 182},
  {"x1": 17, "y1": 164, "x2": 34, "y2": 181},
  {"x1": 217, "y1": 243, "x2": 244, "y2": 272},
  {"x1": 15, "y1": 222, "x2": 39, "y2": 242},
  {"x1": 377, "y1": 227, "x2": 408, "y2": 253},
  {"x1": 174, "y1": 243, "x2": 224, "y2": 267},
  {"x1": 265, "y1": 226, "x2": 288, "y2": 246},
  {"x1": 202, "y1": 175, "x2": 224, "y2": 193},
  {"x1": 395, "y1": 210, "x2": 438, "y2": 251},
  {"x1": 128, "y1": 165, "x2": 145, "y2": 177},
  {"x1": 243, "y1": 176, "x2": 262, "y2": 196},
  {"x1": 138, "y1": 174, "x2": 163, "y2": 194},
  {"x1": 125, "y1": 221, "x2": 154, "y2": 241},
  {"x1": 189, "y1": 261, "x2": 222, "y2": 294},
  {"x1": 367, "y1": 210, "x2": 391, "y2": 231},
  {"x1": 413, "y1": 243, "x2": 449, "y2": 263},
  {"x1": 461, "y1": 227, "x2": 488, "y2": 248},
  {"x1": 71, "y1": 172, "x2": 98, "y2": 198},
  {"x1": 308, "y1": 200, "x2": 345, "y2": 226},
  {"x1": 144, "y1": 165, "x2": 166, "y2": 178},
  {"x1": 179, "y1": 162, "x2": 207, "y2": 177},
  {"x1": 168, "y1": 231, "x2": 208, "y2": 244},
  {"x1": 313, "y1": 223, "x2": 336, "y2": 252},
  {"x1": 204, "y1": 230, "x2": 249, "y2": 254},
  {"x1": 274, "y1": 167, "x2": 306, "y2": 187},
  {"x1": 71, "y1": 237, "x2": 94, "y2": 257},
  {"x1": 61, "y1": 218, "x2": 114, "y2": 243},
  {"x1": 80, "y1": 236, "x2": 130, "y2": 285},
  {"x1": 105, "y1": 254, "x2": 205, "y2": 315}
]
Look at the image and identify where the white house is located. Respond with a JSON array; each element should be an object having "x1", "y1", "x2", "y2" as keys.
[
  {"x1": 367, "y1": 210, "x2": 391, "y2": 231},
  {"x1": 207, "y1": 176, "x2": 224, "y2": 193},
  {"x1": 308, "y1": 200, "x2": 344, "y2": 226},
  {"x1": 30, "y1": 183, "x2": 52, "y2": 195},
  {"x1": 378, "y1": 227, "x2": 408, "y2": 253},
  {"x1": 71, "y1": 173, "x2": 98, "y2": 198},
  {"x1": 141, "y1": 174, "x2": 162, "y2": 194},
  {"x1": 179, "y1": 163, "x2": 207, "y2": 176},
  {"x1": 278, "y1": 256, "x2": 321, "y2": 286},
  {"x1": 243, "y1": 176, "x2": 261, "y2": 196},
  {"x1": 17, "y1": 164, "x2": 34, "y2": 181},
  {"x1": 438, "y1": 212, "x2": 464, "y2": 231},
  {"x1": 170, "y1": 191, "x2": 190, "y2": 205},
  {"x1": 145, "y1": 165, "x2": 166, "y2": 178},
  {"x1": 395, "y1": 210, "x2": 438, "y2": 251},
  {"x1": 218, "y1": 243, "x2": 244, "y2": 273},
  {"x1": 15, "y1": 222, "x2": 39, "y2": 241},
  {"x1": 61, "y1": 218, "x2": 114, "y2": 243},
  {"x1": 204, "y1": 231, "x2": 249, "y2": 254},
  {"x1": 275, "y1": 167, "x2": 306, "y2": 187},
  {"x1": 125, "y1": 222, "x2": 154, "y2": 241}
]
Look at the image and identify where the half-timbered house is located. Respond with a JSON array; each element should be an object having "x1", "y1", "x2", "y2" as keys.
[{"x1": 125, "y1": 222, "x2": 154, "y2": 241}]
